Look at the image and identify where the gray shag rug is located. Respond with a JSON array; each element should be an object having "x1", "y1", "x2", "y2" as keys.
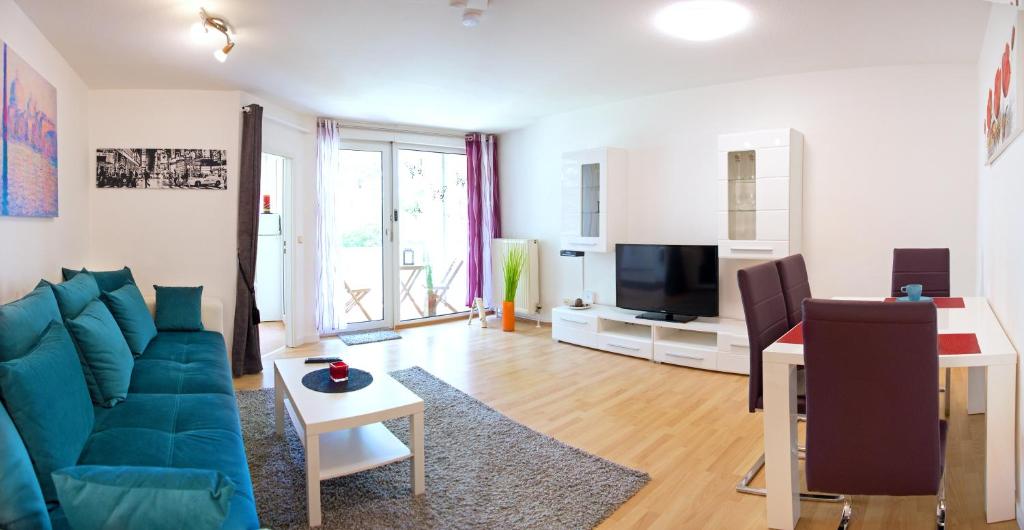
[
  {"x1": 238, "y1": 366, "x2": 650, "y2": 529},
  {"x1": 339, "y1": 329, "x2": 402, "y2": 346}
]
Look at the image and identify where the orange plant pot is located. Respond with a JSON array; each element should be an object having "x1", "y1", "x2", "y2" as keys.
[{"x1": 502, "y1": 301, "x2": 516, "y2": 332}]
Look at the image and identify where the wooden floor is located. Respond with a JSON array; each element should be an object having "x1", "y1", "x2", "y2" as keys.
[
  {"x1": 258, "y1": 321, "x2": 286, "y2": 355},
  {"x1": 235, "y1": 319, "x2": 1014, "y2": 530}
]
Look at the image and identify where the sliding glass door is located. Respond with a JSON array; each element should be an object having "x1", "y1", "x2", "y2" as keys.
[
  {"x1": 330, "y1": 141, "x2": 467, "y2": 331},
  {"x1": 336, "y1": 142, "x2": 393, "y2": 331},
  {"x1": 395, "y1": 147, "x2": 469, "y2": 322}
]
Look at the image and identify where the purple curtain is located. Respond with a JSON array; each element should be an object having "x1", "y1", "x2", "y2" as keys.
[{"x1": 465, "y1": 133, "x2": 501, "y2": 308}]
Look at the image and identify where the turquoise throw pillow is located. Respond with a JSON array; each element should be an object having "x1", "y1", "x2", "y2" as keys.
[
  {"x1": 101, "y1": 284, "x2": 157, "y2": 356},
  {"x1": 0, "y1": 404, "x2": 51, "y2": 530},
  {"x1": 153, "y1": 286, "x2": 204, "y2": 331},
  {"x1": 65, "y1": 300, "x2": 134, "y2": 407},
  {"x1": 62, "y1": 267, "x2": 135, "y2": 294},
  {"x1": 44, "y1": 272, "x2": 101, "y2": 319},
  {"x1": 0, "y1": 283, "x2": 62, "y2": 362},
  {"x1": 0, "y1": 321, "x2": 94, "y2": 505},
  {"x1": 52, "y1": 466, "x2": 235, "y2": 530}
]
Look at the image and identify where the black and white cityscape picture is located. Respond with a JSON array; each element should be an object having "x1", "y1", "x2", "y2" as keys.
[{"x1": 96, "y1": 149, "x2": 227, "y2": 190}]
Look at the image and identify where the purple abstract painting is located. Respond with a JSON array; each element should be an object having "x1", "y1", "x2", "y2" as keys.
[{"x1": 2, "y1": 42, "x2": 58, "y2": 218}]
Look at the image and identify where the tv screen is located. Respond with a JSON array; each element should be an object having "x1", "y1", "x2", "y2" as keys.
[{"x1": 615, "y1": 244, "x2": 719, "y2": 322}]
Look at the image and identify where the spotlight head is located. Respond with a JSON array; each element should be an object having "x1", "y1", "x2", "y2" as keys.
[{"x1": 214, "y1": 41, "x2": 235, "y2": 62}]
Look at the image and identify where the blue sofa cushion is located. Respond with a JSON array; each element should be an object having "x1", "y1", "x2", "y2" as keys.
[
  {"x1": 80, "y1": 393, "x2": 258, "y2": 530},
  {"x1": 0, "y1": 321, "x2": 94, "y2": 505},
  {"x1": 130, "y1": 331, "x2": 233, "y2": 395},
  {"x1": 65, "y1": 300, "x2": 134, "y2": 407},
  {"x1": 62, "y1": 267, "x2": 136, "y2": 294},
  {"x1": 52, "y1": 465, "x2": 235, "y2": 530},
  {"x1": 0, "y1": 403, "x2": 51, "y2": 530},
  {"x1": 101, "y1": 283, "x2": 157, "y2": 356},
  {"x1": 45, "y1": 272, "x2": 101, "y2": 319},
  {"x1": 154, "y1": 286, "x2": 204, "y2": 331},
  {"x1": 0, "y1": 283, "x2": 62, "y2": 362}
]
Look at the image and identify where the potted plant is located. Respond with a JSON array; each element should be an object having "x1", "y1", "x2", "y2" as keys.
[
  {"x1": 502, "y1": 246, "x2": 527, "y2": 332},
  {"x1": 424, "y1": 264, "x2": 438, "y2": 317}
]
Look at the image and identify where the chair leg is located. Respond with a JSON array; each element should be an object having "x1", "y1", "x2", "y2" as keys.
[
  {"x1": 838, "y1": 497, "x2": 853, "y2": 530},
  {"x1": 944, "y1": 367, "x2": 951, "y2": 419},
  {"x1": 735, "y1": 453, "x2": 844, "y2": 502},
  {"x1": 936, "y1": 465, "x2": 947, "y2": 529}
]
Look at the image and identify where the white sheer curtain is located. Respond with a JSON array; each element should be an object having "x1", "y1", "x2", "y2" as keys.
[{"x1": 314, "y1": 119, "x2": 346, "y2": 334}]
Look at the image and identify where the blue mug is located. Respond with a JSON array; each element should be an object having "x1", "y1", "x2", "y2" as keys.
[{"x1": 901, "y1": 284, "x2": 924, "y2": 301}]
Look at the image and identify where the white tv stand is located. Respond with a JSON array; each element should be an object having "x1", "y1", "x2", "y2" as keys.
[{"x1": 551, "y1": 304, "x2": 750, "y2": 374}]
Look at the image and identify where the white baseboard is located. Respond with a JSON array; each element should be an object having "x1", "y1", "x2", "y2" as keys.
[{"x1": 1016, "y1": 502, "x2": 1023, "y2": 530}]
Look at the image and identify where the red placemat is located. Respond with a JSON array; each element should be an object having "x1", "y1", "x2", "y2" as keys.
[
  {"x1": 939, "y1": 333, "x2": 981, "y2": 355},
  {"x1": 883, "y1": 297, "x2": 966, "y2": 309},
  {"x1": 778, "y1": 323, "x2": 803, "y2": 344},
  {"x1": 775, "y1": 324, "x2": 979, "y2": 355}
]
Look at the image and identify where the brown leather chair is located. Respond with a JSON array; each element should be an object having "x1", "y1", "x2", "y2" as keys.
[
  {"x1": 891, "y1": 248, "x2": 950, "y2": 298},
  {"x1": 735, "y1": 262, "x2": 839, "y2": 502},
  {"x1": 891, "y1": 248, "x2": 953, "y2": 418},
  {"x1": 776, "y1": 254, "x2": 811, "y2": 328},
  {"x1": 803, "y1": 299, "x2": 946, "y2": 528}
]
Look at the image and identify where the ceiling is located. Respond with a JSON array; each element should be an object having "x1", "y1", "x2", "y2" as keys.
[{"x1": 16, "y1": 0, "x2": 990, "y2": 132}]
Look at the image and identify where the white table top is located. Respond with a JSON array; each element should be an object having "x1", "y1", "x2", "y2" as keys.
[
  {"x1": 763, "y1": 297, "x2": 1017, "y2": 368},
  {"x1": 275, "y1": 358, "x2": 424, "y2": 434}
]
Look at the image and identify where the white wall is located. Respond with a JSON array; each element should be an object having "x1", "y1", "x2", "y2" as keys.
[
  {"x1": 500, "y1": 64, "x2": 978, "y2": 321},
  {"x1": 0, "y1": 0, "x2": 90, "y2": 302},
  {"x1": 88, "y1": 90, "x2": 243, "y2": 347},
  {"x1": 976, "y1": 5, "x2": 1024, "y2": 524}
]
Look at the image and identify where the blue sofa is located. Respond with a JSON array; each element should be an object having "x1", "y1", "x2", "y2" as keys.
[{"x1": 0, "y1": 280, "x2": 258, "y2": 530}]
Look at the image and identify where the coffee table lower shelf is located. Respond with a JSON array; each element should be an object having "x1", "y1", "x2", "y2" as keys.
[{"x1": 284, "y1": 398, "x2": 413, "y2": 478}]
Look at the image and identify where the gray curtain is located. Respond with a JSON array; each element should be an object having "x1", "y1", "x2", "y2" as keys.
[{"x1": 232, "y1": 104, "x2": 264, "y2": 377}]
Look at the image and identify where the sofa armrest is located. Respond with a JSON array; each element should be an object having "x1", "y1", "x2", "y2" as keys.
[{"x1": 143, "y1": 296, "x2": 225, "y2": 334}]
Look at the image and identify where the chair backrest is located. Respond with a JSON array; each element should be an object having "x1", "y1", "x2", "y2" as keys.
[
  {"x1": 803, "y1": 299, "x2": 941, "y2": 496},
  {"x1": 737, "y1": 261, "x2": 790, "y2": 413},
  {"x1": 776, "y1": 254, "x2": 811, "y2": 328},
  {"x1": 891, "y1": 248, "x2": 950, "y2": 297}
]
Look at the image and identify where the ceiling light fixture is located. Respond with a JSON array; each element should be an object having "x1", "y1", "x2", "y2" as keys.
[
  {"x1": 450, "y1": 0, "x2": 489, "y2": 28},
  {"x1": 653, "y1": 1, "x2": 751, "y2": 42},
  {"x1": 196, "y1": 8, "x2": 235, "y2": 62}
]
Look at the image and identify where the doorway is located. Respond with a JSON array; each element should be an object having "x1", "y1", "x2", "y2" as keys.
[
  {"x1": 257, "y1": 153, "x2": 290, "y2": 355},
  {"x1": 326, "y1": 141, "x2": 468, "y2": 333}
]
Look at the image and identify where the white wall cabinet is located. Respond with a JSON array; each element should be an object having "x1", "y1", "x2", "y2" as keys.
[
  {"x1": 717, "y1": 129, "x2": 803, "y2": 260},
  {"x1": 561, "y1": 147, "x2": 627, "y2": 253}
]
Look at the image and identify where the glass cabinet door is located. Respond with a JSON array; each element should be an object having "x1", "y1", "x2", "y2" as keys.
[
  {"x1": 727, "y1": 150, "x2": 756, "y2": 240},
  {"x1": 580, "y1": 163, "x2": 600, "y2": 237}
]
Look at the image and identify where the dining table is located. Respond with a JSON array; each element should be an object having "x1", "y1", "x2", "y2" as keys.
[{"x1": 761, "y1": 296, "x2": 1018, "y2": 529}]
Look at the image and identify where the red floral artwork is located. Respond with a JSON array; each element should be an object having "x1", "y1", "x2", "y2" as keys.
[
  {"x1": 995, "y1": 68, "x2": 1003, "y2": 117},
  {"x1": 1003, "y1": 44, "x2": 1012, "y2": 96}
]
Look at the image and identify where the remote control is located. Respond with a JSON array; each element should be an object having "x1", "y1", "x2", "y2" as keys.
[{"x1": 304, "y1": 356, "x2": 343, "y2": 364}]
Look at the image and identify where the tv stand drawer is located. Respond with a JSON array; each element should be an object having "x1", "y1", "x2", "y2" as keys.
[
  {"x1": 552, "y1": 328, "x2": 597, "y2": 349},
  {"x1": 596, "y1": 335, "x2": 652, "y2": 359},
  {"x1": 552, "y1": 311, "x2": 598, "y2": 332},
  {"x1": 654, "y1": 344, "x2": 717, "y2": 371}
]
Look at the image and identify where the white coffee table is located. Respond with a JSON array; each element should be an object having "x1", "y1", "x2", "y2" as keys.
[{"x1": 274, "y1": 359, "x2": 425, "y2": 528}]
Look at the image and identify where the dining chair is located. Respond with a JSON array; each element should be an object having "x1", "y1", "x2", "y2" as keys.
[
  {"x1": 803, "y1": 299, "x2": 946, "y2": 528},
  {"x1": 735, "y1": 261, "x2": 840, "y2": 502},
  {"x1": 776, "y1": 254, "x2": 811, "y2": 328},
  {"x1": 891, "y1": 247, "x2": 952, "y2": 418}
]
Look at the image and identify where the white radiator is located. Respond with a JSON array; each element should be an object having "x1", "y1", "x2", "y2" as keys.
[{"x1": 491, "y1": 238, "x2": 541, "y2": 321}]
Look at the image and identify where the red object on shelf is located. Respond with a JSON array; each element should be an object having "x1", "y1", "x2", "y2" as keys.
[
  {"x1": 329, "y1": 361, "x2": 349, "y2": 382},
  {"x1": 938, "y1": 333, "x2": 981, "y2": 355},
  {"x1": 262, "y1": 194, "x2": 271, "y2": 213}
]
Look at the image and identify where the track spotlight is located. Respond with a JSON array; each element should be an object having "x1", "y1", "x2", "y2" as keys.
[{"x1": 196, "y1": 8, "x2": 235, "y2": 62}]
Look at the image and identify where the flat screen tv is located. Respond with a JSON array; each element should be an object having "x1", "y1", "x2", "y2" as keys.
[{"x1": 615, "y1": 244, "x2": 719, "y2": 323}]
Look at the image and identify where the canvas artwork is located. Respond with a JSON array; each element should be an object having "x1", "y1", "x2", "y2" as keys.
[
  {"x1": 985, "y1": 10, "x2": 1024, "y2": 164},
  {"x1": 96, "y1": 149, "x2": 228, "y2": 190},
  {"x1": 2, "y1": 42, "x2": 58, "y2": 217}
]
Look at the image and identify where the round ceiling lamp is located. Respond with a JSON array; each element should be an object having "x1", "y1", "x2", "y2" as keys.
[{"x1": 653, "y1": 1, "x2": 752, "y2": 41}]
